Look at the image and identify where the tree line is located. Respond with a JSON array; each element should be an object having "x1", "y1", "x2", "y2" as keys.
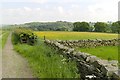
[
  {"x1": 5, "y1": 21, "x2": 120, "y2": 33},
  {"x1": 24, "y1": 21, "x2": 120, "y2": 33},
  {"x1": 73, "y1": 21, "x2": 120, "y2": 33},
  {"x1": 24, "y1": 21, "x2": 73, "y2": 31}
]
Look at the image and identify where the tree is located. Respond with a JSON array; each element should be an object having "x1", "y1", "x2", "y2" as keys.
[
  {"x1": 73, "y1": 22, "x2": 80, "y2": 31},
  {"x1": 111, "y1": 21, "x2": 120, "y2": 33},
  {"x1": 73, "y1": 22, "x2": 90, "y2": 31},
  {"x1": 94, "y1": 22, "x2": 108, "y2": 32}
]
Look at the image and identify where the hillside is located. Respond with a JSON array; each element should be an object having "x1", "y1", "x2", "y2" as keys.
[{"x1": 24, "y1": 21, "x2": 73, "y2": 31}]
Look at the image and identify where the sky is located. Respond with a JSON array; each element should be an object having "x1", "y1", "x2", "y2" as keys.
[{"x1": 0, "y1": 0, "x2": 119, "y2": 24}]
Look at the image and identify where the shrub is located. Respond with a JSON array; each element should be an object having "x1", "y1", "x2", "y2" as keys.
[{"x1": 12, "y1": 28, "x2": 37, "y2": 45}]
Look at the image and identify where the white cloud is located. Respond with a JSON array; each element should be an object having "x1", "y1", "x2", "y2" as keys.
[
  {"x1": 23, "y1": 7, "x2": 32, "y2": 11},
  {"x1": 0, "y1": 0, "x2": 48, "y2": 3},
  {"x1": 29, "y1": 0, "x2": 48, "y2": 4},
  {"x1": 58, "y1": 6, "x2": 64, "y2": 14},
  {"x1": 36, "y1": 8, "x2": 41, "y2": 11},
  {"x1": 87, "y1": 0, "x2": 119, "y2": 21},
  {"x1": 1, "y1": 0, "x2": 119, "y2": 24},
  {"x1": 71, "y1": 4, "x2": 79, "y2": 8}
]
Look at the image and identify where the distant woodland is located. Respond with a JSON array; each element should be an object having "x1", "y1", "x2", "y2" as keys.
[{"x1": 2, "y1": 21, "x2": 120, "y2": 33}]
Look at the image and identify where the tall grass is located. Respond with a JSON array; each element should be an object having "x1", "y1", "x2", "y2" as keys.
[{"x1": 13, "y1": 35, "x2": 80, "y2": 78}]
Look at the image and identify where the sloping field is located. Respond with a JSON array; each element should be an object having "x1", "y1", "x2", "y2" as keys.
[{"x1": 35, "y1": 31, "x2": 118, "y2": 40}]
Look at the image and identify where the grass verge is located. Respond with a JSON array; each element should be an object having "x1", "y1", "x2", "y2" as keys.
[
  {"x1": 12, "y1": 35, "x2": 80, "y2": 78},
  {"x1": 1, "y1": 31, "x2": 10, "y2": 48}
]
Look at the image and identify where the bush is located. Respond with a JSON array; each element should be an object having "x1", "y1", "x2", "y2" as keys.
[{"x1": 12, "y1": 28, "x2": 37, "y2": 45}]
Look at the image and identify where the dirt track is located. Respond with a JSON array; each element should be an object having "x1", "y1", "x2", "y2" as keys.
[{"x1": 2, "y1": 33, "x2": 34, "y2": 78}]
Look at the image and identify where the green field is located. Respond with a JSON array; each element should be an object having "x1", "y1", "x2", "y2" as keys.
[
  {"x1": 77, "y1": 46, "x2": 118, "y2": 60},
  {"x1": 35, "y1": 31, "x2": 118, "y2": 61},
  {"x1": 35, "y1": 31, "x2": 118, "y2": 40}
]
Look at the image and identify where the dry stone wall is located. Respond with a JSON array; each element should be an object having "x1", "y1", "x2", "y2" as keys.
[
  {"x1": 44, "y1": 39, "x2": 120, "y2": 80},
  {"x1": 57, "y1": 39, "x2": 119, "y2": 48}
]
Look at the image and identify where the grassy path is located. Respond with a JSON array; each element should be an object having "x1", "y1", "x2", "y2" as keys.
[{"x1": 2, "y1": 33, "x2": 34, "y2": 78}]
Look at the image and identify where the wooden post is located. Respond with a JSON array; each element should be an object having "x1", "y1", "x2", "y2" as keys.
[{"x1": 44, "y1": 35, "x2": 46, "y2": 40}]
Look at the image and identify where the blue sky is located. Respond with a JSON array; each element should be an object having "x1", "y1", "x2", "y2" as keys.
[{"x1": 0, "y1": 0, "x2": 119, "y2": 24}]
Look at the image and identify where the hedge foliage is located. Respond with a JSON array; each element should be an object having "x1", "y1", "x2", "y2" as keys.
[{"x1": 12, "y1": 28, "x2": 37, "y2": 45}]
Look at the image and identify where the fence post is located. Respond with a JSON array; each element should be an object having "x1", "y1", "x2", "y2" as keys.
[{"x1": 44, "y1": 35, "x2": 46, "y2": 40}]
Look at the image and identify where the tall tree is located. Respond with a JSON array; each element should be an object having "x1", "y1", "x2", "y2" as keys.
[
  {"x1": 73, "y1": 22, "x2": 90, "y2": 31},
  {"x1": 73, "y1": 22, "x2": 80, "y2": 31},
  {"x1": 94, "y1": 22, "x2": 108, "y2": 32},
  {"x1": 111, "y1": 21, "x2": 120, "y2": 33}
]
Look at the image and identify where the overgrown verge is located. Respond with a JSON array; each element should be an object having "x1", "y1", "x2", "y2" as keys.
[{"x1": 12, "y1": 33, "x2": 80, "y2": 78}]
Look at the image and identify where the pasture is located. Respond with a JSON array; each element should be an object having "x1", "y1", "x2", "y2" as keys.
[
  {"x1": 35, "y1": 31, "x2": 118, "y2": 60},
  {"x1": 77, "y1": 46, "x2": 118, "y2": 60},
  {"x1": 35, "y1": 31, "x2": 118, "y2": 40}
]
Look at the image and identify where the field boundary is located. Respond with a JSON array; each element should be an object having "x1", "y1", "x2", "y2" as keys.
[
  {"x1": 57, "y1": 39, "x2": 119, "y2": 48},
  {"x1": 44, "y1": 39, "x2": 120, "y2": 79}
]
